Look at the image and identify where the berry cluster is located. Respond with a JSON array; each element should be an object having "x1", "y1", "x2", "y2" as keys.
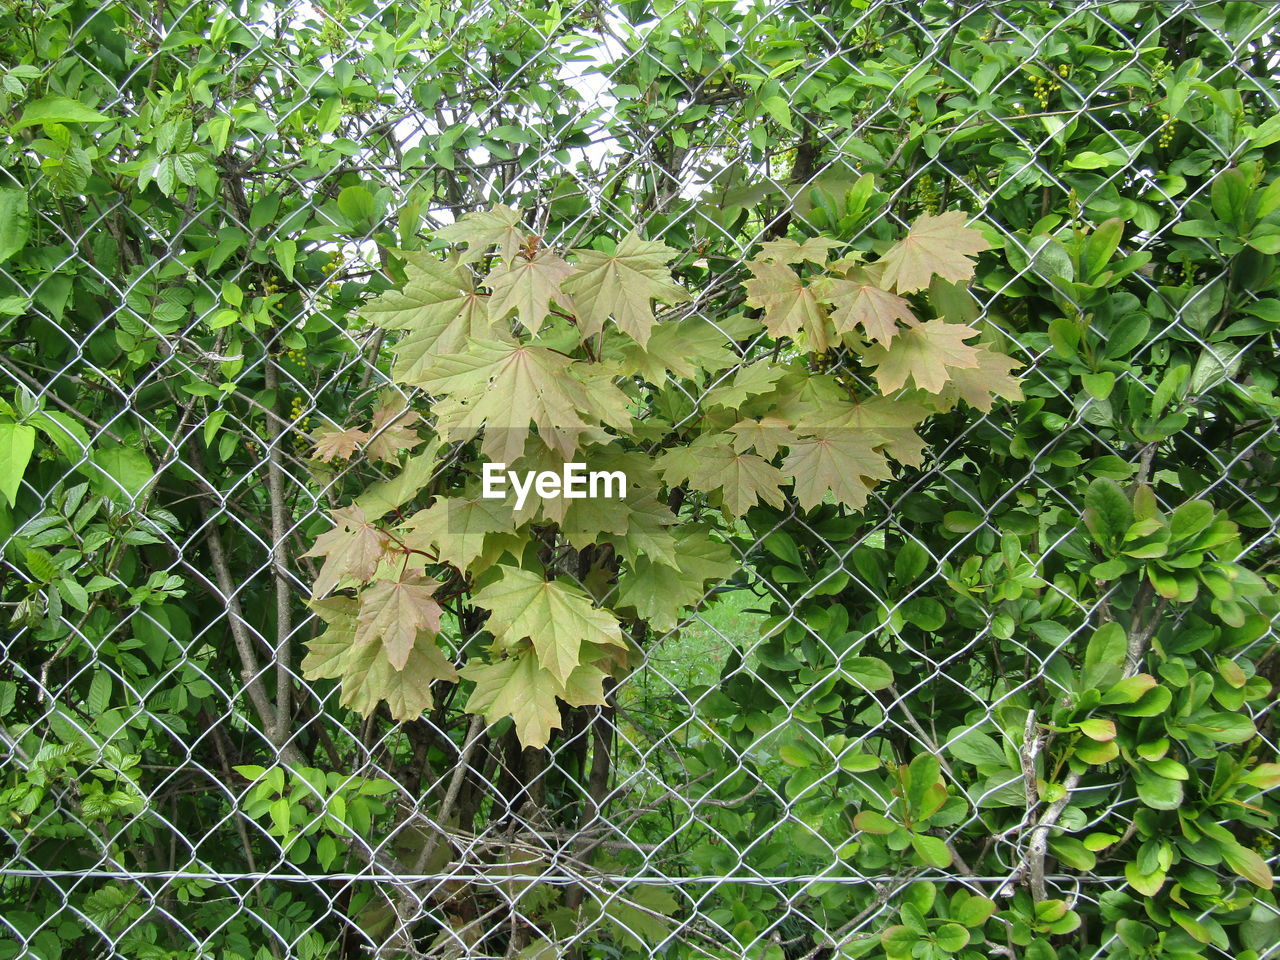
[
  {"x1": 320, "y1": 251, "x2": 343, "y2": 292},
  {"x1": 1031, "y1": 72, "x2": 1062, "y2": 110},
  {"x1": 284, "y1": 346, "x2": 308, "y2": 367},
  {"x1": 289, "y1": 397, "x2": 312, "y2": 454},
  {"x1": 1158, "y1": 113, "x2": 1177, "y2": 148},
  {"x1": 915, "y1": 173, "x2": 938, "y2": 215}
]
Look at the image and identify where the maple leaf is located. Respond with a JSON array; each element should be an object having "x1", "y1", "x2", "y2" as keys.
[
  {"x1": 933, "y1": 344, "x2": 1024, "y2": 412},
  {"x1": 658, "y1": 434, "x2": 786, "y2": 517},
  {"x1": 435, "y1": 203, "x2": 526, "y2": 263},
  {"x1": 605, "y1": 492, "x2": 679, "y2": 567},
  {"x1": 399, "y1": 494, "x2": 513, "y2": 572},
  {"x1": 862, "y1": 318, "x2": 982, "y2": 394},
  {"x1": 879, "y1": 211, "x2": 990, "y2": 293},
  {"x1": 743, "y1": 260, "x2": 831, "y2": 351},
  {"x1": 309, "y1": 423, "x2": 368, "y2": 462},
  {"x1": 355, "y1": 441, "x2": 440, "y2": 518},
  {"x1": 616, "y1": 527, "x2": 737, "y2": 632},
  {"x1": 364, "y1": 394, "x2": 422, "y2": 462},
  {"x1": 302, "y1": 505, "x2": 391, "y2": 597},
  {"x1": 561, "y1": 232, "x2": 689, "y2": 347},
  {"x1": 702, "y1": 363, "x2": 790, "y2": 410},
  {"x1": 818, "y1": 270, "x2": 917, "y2": 345},
  {"x1": 615, "y1": 317, "x2": 740, "y2": 383},
  {"x1": 461, "y1": 651, "x2": 606, "y2": 750},
  {"x1": 301, "y1": 595, "x2": 458, "y2": 721},
  {"x1": 728, "y1": 416, "x2": 796, "y2": 459},
  {"x1": 471, "y1": 565, "x2": 623, "y2": 685},
  {"x1": 782, "y1": 430, "x2": 894, "y2": 511},
  {"x1": 484, "y1": 248, "x2": 577, "y2": 334},
  {"x1": 354, "y1": 571, "x2": 443, "y2": 670},
  {"x1": 365, "y1": 252, "x2": 494, "y2": 377},
  {"x1": 755, "y1": 236, "x2": 842, "y2": 265},
  {"x1": 842, "y1": 397, "x2": 930, "y2": 467},
  {"x1": 418, "y1": 340, "x2": 622, "y2": 464}
]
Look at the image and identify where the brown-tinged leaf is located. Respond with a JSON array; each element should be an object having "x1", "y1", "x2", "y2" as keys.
[
  {"x1": 355, "y1": 571, "x2": 444, "y2": 670},
  {"x1": 742, "y1": 260, "x2": 831, "y2": 351},
  {"x1": 484, "y1": 248, "x2": 577, "y2": 334},
  {"x1": 862, "y1": 318, "x2": 982, "y2": 393},
  {"x1": 782, "y1": 430, "x2": 894, "y2": 511},
  {"x1": 932, "y1": 344, "x2": 1024, "y2": 411},
  {"x1": 561, "y1": 231, "x2": 689, "y2": 346},
  {"x1": 879, "y1": 211, "x2": 990, "y2": 293},
  {"x1": 364, "y1": 394, "x2": 422, "y2": 462},
  {"x1": 303, "y1": 505, "x2": 391, "y2": 598},
  {"x1": 309, "y1": 424, "x2": 368, "y2": 462},
  {"x1": 819, "y1": 271, "x2": 916, "y2": 344}
]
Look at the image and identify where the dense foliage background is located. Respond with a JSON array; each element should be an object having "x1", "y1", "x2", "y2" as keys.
[{"x1": 0, "y1": 1, "x2": 1278, "y2": 958}]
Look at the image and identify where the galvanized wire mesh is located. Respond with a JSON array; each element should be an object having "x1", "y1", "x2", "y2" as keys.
[{"x1": 2, "y1": 0, "x2": 1279, "y2": 958}]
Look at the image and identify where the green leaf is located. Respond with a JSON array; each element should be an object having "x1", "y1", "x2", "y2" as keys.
[
  {"x1": 0, "y1": 188, "x2": 30, "y2": 263},
  {"x1": 840, "y1": 656, "x2": 894, "y2": 692},
  {"x1": 909, "y1": 832, "x2": 952, "y2": 868},
  {"x1": 933, "y1": 923, "x2": 969, "y2": 952},
  {"x1": 0, "y1": 422, "x2": 35, "y2": 505},
  {"x1": 1222, "y1": 842, "x2": 1273, "y2": 890},
  {"x1": 1083, "y1": 478, "x2": 1132, "y2": 549},
  {"x1": 852, "y1": 810, "x2": 897, "y2": 834},
  {"x1": 15, "y1": 96, "x2": 110, "y2": 128},
  {"x1": 460, "y1": 650, "x2": 606, "y2": 750},
  {"x1": 1083, "y1": 621, "x2": 1127, "y2": 688}
]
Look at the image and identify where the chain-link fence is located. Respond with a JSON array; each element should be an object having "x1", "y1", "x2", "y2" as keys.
[{"x1": 2, "y1": 1, "x2": 1279, "y2": 958}]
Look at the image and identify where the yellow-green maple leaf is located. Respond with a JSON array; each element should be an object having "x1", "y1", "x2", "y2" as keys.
[
  {"x1": 399, "y1": 494, "x2": 514, "y2": 572},
  {"x1": 658, "y1": 434, "x2": 786, "y2": 517},
  {"x1": 484, "y1": 248, "x2": 577, "y2": 334},
  {"x1": 862, "y1": 318, "x2": 982, "y2": 393},
  {"x1": 460, "y1": 650, "x2": 606, "y2": 749},
  {"x1": 932, "y1": 344, "x2": 1024, "y2": 411},
  {"x1": 435, "y1": 203, "x2": 526, "y2": 263},
  {"x1": 561, "y1": 232, "x2": 689, "y2": 346},
  {"x1": 471, "y1": 565, "x2": 624, "y2": 685},
  {"x1": 365, "y1": 252, "x2": 494, "y2": 378},
  {"x1": 742, "y1": 260, "x2": 831, "y2": 351},
  {"x1": 781, "y1": 431, "x2": 894, "y2": 511},
  {"x1": 417, "y1": 340, "x2": 625, "y2": 464},
  {"x1": 302, "y1": 505, "x2": 390, "y2": 598},
  {"x1": 754, "y1": 236, "x2": 842, "y2": 265},
  {"x1": 879, "y1": 211, "x2": 990, "y2": 293},
  {"x1": 615, "y1": 528, "x2": 737, "y2": 633},
  {"x1": 354, "y1": 571, "x2": 443, "y2": 670},
  {"x1": 301, "y1": 597, "x2": 458, "y2": 721}
]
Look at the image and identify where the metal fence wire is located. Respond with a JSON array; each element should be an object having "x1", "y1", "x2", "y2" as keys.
[{"x1": 2, "y1": 0, "x2": 1279, "y2": 958}]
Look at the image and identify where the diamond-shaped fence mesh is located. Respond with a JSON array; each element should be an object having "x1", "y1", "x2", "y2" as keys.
[{"x1": 2, "y1": 0, "x2": 1279, "y2": 958}]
